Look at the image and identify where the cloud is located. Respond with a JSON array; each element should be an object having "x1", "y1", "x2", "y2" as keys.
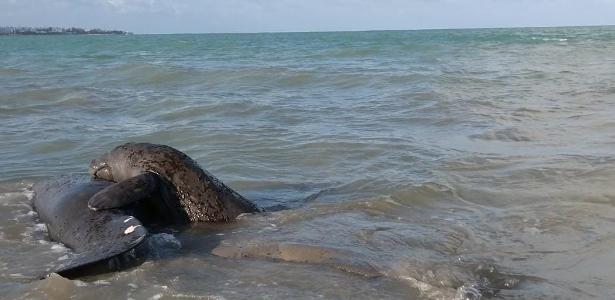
[
  {"x1": 3, "y1": 0, "x2": 183, "y2": 14},
  {"x1": 98, "y1": 0, "x2": 184, "y2": 14}
]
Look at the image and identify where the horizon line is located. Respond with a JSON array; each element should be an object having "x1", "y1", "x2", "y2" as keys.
[
  {"x1": 138, "y1": 24, "x2": 615, "y2": 35},
  {"x1": 2, "y1": 24, "x2": 613, "y2": 35}
]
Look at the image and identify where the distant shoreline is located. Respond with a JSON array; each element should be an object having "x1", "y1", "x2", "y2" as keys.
[
  {"x1": 2, "y1": 24, "x2": 612, "y2": 36},
  {"x1": 0, "y1": 26, "x2": 129, "y2": 36}
]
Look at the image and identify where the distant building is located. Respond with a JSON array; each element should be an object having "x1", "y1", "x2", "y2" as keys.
[
  {"x1": 0, "y1": 26, "x2": 128, "y2": 35},
  {"x1": 0, "y1": 27, "x2": 17, "y2": 34}
]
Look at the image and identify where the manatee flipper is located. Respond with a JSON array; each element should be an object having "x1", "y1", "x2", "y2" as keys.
[
  {"x1": 88, "y1": 173, "x2": 159, "y2": 211},
  {"x1": 51, "y1": 214, "x2": 148, "y2": 278}
]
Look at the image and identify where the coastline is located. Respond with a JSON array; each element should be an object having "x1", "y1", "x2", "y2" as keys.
[{"x1": 0, "y1": 26, "x2": 129, "y2": 36}]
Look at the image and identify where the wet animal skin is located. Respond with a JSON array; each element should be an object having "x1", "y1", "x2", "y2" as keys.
[
  {"x1": 32, "y1": 176, "x2": 150, "y2": 278},
  {"x1": 88, "y1": 142, "x2": 261, "y2": 222}
]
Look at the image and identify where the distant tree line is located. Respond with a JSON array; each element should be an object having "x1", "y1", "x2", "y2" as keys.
[{"x1": 0, "y1": 26, "x2": 129, "y2": 35}]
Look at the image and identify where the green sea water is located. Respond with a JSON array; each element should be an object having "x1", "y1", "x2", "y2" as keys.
[{"x1": 1, "y1": 26, "x2": 615, "y2": 299}]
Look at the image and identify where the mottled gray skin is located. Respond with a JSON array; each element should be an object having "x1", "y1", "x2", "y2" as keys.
[
  {"x1": 89, "y1": 142, "x2": 261, "y2": 223},
  {"x1": 32, "y1": 176, "x2": 149, "y2": 278}
]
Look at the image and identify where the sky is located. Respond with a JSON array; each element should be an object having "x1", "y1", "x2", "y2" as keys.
[{"x1": 2, "y1": 0, "x2": 615, "y2": 34}]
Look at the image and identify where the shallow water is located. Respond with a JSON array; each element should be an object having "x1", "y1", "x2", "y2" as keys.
[{"x1": 1, "y1": 26, "x2": 615, "y2": 299}]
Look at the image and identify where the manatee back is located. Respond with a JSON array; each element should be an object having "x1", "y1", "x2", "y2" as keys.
[
  {"x1": 33, "y1": 176, "x2": 148, "y2": 277},
  {"x1": 33, "y1": 176, "x2": 114, "y2": 249}
]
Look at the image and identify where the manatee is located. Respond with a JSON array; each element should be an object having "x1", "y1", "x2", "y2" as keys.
[
  {"x1": 88, "y1": 142, "x2": 260, "y2": 223},
  {"x1": 32, "y1": 175, "x2": 157, "y2": 278}
]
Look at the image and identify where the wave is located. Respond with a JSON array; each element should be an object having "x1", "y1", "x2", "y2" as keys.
[
  {"x1": 0, "y1": 67, "x2": 25, "y2": 76},
  {"x1": 470, "y1": 127, "x2": 534, "y2": 142}
]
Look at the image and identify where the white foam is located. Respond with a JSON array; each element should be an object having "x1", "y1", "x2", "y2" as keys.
[
  {"x1": 175, "y1": 294, "x2": 225, "y2": 299},
  {"x1": 542, "y1": 38, "x2": 568, "y2": 42},
  {"x1": 74, "y1": 280, "x2": 88, "y2": 287},
  {"x1": 235, "y1": 213, "x2": 249, "y2": 220},
  {"x1": 454, "y1": 283, "x2": 483, "y2": 300},
  {"x1": 22, "y1": 189, "x2": 34, "y2": 201},
  {"x1": 93, "y1": 280, "x2": 111, "y2": 286},
  {"x1": 0, "y1": 192, "x2": 22, "y2": 200},
  {"x1": 149, "y1": 294, "x2": 163, "y2": 300},
  {"x1": 34, "y1": 223, "x2": 47, "y2": 232},
  {"x1": 51, "y1": 244, "x2": 69, "y2": 253},
  {"x1": 20, "y1": 229, "x2": 33, "y2": 239},
  {"x1": 399, "y1": 275, "x2": 452, "y2": 300},
  {"x1": 531, "y1": 37, "x2": 569, "y2": 42}
]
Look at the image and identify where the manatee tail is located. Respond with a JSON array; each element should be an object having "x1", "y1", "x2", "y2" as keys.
[
  {"x1": 52, "y1": 240, "x2": 150, "y2": 279},
  {"x1": 48, "y1": 216, "x2": 149, "y2": 279}
]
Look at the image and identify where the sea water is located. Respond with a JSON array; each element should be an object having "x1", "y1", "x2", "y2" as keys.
[{"x1": 1, "y1": 26, "x2": 615, "y2": 299}]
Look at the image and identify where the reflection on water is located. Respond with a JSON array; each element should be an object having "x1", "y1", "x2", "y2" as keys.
[{"x1": 1, "y1": 26, "x2": 615, "y2": 299}]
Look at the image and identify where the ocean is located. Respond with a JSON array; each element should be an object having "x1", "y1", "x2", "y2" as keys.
[{"x1": 1, "y1": 26, "x2": 614, "y2": 299}]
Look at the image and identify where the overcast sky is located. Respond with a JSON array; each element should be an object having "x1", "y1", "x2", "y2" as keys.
[{"x1": 2, "y1": 0, "x2": 615, "y2": 34}]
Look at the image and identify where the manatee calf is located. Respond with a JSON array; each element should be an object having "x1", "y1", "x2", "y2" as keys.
[
  {"x1": 88, "y1": 142, "x2": 260, "y2": 222},
  {"x1": 32, "y1": 176, "x2": 154, "y2": 278}
]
